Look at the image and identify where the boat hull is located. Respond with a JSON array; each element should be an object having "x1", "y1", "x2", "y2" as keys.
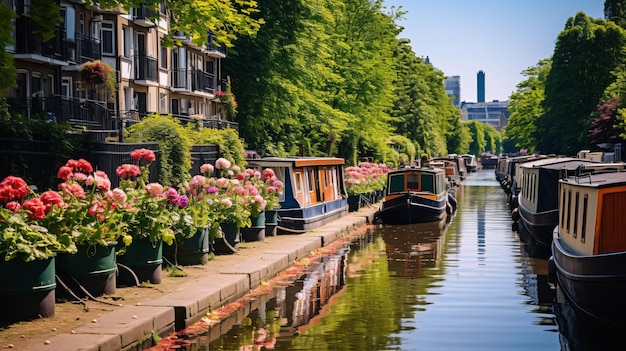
[
  {"x1": 517, "y1": 203, "x2": 558, "y2": 247},
  {"x1": 377, "y1": 194, "x2": 446, "y2": 225},
  {"x1": 552, "y1": 236, "x2": 626, "y2": 328},
  {"x1": 277, "y1": 199, "x2": 348, "y2": 233}
]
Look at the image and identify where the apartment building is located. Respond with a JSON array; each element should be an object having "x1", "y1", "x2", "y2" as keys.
[{"x1": 3, "y1": 0, "x2": 233, "y2": 138}]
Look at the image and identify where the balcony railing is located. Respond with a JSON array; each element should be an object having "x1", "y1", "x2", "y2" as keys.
[
  {"x1": 171, "y1": 67, "x2": 189, "y2": 89},
  {"x1": 191, "y1": 70, "x2": 215, "y2": 93},
  {"x1": 133, "y1": 6, "x2": 157, "y2": 25},
  {"x1": 134, "y1": 55, "x2": 159, "y2": 81},
  {"x1": 77, "y1": 33, "x2": 101, "y2": 62},
  {"x1": 203, "y1": 32, "x2": 227, "y2": 57},
  {"x1": 6, "y1": 96, "x2": 116, "y2": 133},
  {"x1": 14, "y1": 18, "x2": 72, "y2": 62}
]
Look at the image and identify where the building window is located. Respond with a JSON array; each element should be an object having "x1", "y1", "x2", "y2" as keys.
[
  {"x1": 122, "y1": 26, "x2": 131, "y2": 58},
  {"x1": 160, "y1": 39, "x2": 167, "y2": 69},
  {"x1": 101, "y1": 22, "x2": 114, "y2": 55},
  {"x1": 160, "y1": 93, "x2": 167, "y2": 113}
]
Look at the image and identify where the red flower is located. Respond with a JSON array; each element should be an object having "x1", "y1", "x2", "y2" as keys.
[
  {"x1": 22, "y1": 197, "x2": 46, "y2": 221},
  {"x1": 57, "y1": 166, "x2": 73, "y2": 181},
  {"x1": 0, "y1": 176, "x2": 30, "y2": 204},
  {"x1": 130, "y1": 148, "x2": 156, "y2": 162},
  {"x1": 40, "y1": 190, "x2": 67, "y2": 212},
  {"x1": 116, "y1": 164, "x2": 141, "y2": 179}
]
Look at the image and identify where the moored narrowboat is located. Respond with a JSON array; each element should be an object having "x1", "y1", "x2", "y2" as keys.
[
  {"x1": 374, "y1": 165, "x2": 452, "y2": 225},
  {"x1": 247, "y1": 157, "x2": 348, "y2": 233},
  {"x1": 516, "y1": 158, "x2": 596, "y2": 247},
  {"x1": 550, "y1": 170, "x2": 626, "y2": 327}
]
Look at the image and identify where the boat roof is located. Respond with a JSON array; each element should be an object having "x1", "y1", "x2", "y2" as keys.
[
  {"x1": 519, "y1": 156, "x2": 578, "y2": 169},
  {"x1": 388, "y1": 165, "x2": 445, "y2": 175},
  {"x1": 560, "y1": 170, "x2": 626, "y2": 188},
  {"x1": 248, "y1": 156, "x2": 345, "y2": 167}
]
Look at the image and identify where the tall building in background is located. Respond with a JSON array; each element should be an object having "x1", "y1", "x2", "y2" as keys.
[
  {"x1": 477, "y1": 70, "x2": 485, "y2": 103},
  {"x1": 444, "y1": 76, "x2": 461, "y2": 108}
]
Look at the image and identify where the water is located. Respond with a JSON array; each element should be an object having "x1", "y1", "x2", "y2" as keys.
[{"x1": 151, "y1": 170, "x2": 622, "y2": 351}]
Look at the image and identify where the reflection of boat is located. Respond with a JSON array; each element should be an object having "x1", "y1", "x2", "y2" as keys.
[
  {"x1": 553, "y1": 285, "x2": 622, "y2": 350},
  {"x1": 247, "y1": 157, "x2": 348, "y2": 233},
  {"x1": 374, "y1": 166, "x2": 453, "y2": 225},
  {"x1": 381, "y1": 219, "x2": 448, "y2": 277},
  {"x1": 517, "y1": 158, "x2": 622, "y2": 253},
  {"x1": 550, "y1": 170, "x2": 626, "y2": 328}
]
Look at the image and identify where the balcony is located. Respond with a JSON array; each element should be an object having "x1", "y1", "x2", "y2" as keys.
[
  {"x1": 171, "y1": 67, "x2": 189, "y2": 90},
  {"x1": 132, "y1": 6, "x2": 157, "y2": 27},
  {"x1": 13, "y1": 18, "x2": 72, "y2": 65},
  {"x1": 202, "y1": 32, "x2": 227, "y2": 58},
  {"x1": 191, "y1": 70, "x2": 215, "y2": 93},
  {"x1": 134, "y1": 55, "x2": 159, "y2": 82},
  {"x1": 77, "y1": 33, "x2": 101, "y2": 63}
]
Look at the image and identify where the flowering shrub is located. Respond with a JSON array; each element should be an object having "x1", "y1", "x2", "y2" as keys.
[
  {"x1": 344, "y1": 162, "x2": 389, "y2": 196},
  {"x1": 260, "y1": 168, "x2": 284, "y2": 210},
  {"x1": 116, "y1": 148, "x2": 175, "y2": 247},
  {"x1": 80, "y1": 60, "x2": 116, "y2": 96},
  {"x1": 56, "y1": 158, "x2": 129, "y2": 247},
  {"x1": 0, "y1": 176, "x2": 77, "y2": 262}
]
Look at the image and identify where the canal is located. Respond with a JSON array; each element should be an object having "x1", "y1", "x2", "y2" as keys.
[{"x1": 151, "y1": 170, "x2": 621, "y2": 350}]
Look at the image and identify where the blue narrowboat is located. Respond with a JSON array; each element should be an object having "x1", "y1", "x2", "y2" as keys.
[{"x1": 247, "y1": 157, "x2": 348, "y2": 233}]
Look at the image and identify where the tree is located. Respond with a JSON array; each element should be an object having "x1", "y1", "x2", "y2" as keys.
[
  {"x1": 465, "y1": 121, "x2": 486, "y2": 156},
  {"x1": 605, "y1": 0, "x2": 626, "y2": 29},
  {"x1": 537, "y1": 12, "x2": 626, "y2": 155},
  {"x1": 504, "y1": 59, "x2": 550, "y2": 153}
]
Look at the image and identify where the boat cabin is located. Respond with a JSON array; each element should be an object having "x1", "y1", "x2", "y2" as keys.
[{"x1": 557, "y1": 171, "x2": 626, "y2": 256}]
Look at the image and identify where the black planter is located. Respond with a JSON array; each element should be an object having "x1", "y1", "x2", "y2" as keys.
[
  {"x1": 213, "y1": 222, "x2": 240, "y2": 255},
  {"x1": 116, "y1": 238, "x2": 163, "y2": 286},
  {"x1": 164, "y1": 227, "x2": 211, "y2": 266},
  {"x1": 56, "y1": 243, "x2": 117, "y2": 297},
  {"x1": 242, "y1": 212, "x2": 266, "y2": 242}
]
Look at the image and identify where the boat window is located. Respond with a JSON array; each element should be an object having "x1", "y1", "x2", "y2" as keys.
[
  {"x1": 566, "y1": 190, "x2": 572, "y2": 233},
  {"x1": 389, "y1": 174, "x2": 405, "y2": 193},
  {"x1": 581, "y1": 194, "x2": 588, "y2": 243},
  {"x1": 560, "y1": 188, "x2": 566, "y2": 227},
  {"x1": 573, "y1": 192, "x2": 579, "y2": 238},
  {"x1": 295, "y1": 172, "x2": 303, "y2": 194},
  {"x1": 421, "y1": 173, "x2": 434, "y2": 192},
  {"x1": 308, "y1": 168, "x2": 315, "y2": 192},
  {"x1": 408, "y1": 173, "x2": 420, "y2": 190},
  {"x1": 323, "y1": 167, "x2": 329, "y2": 188}
]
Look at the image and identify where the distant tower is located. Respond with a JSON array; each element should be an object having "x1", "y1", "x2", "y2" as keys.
[{"x1": 477, "y1": 70, "x2": 485, "y2": 103}]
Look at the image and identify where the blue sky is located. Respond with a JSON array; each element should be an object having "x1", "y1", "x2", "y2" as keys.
[{"x1": 382, "y1": 1, "x2": 605, "y2": 103}]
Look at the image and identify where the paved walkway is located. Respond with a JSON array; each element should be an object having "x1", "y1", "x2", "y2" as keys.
[{"x1": 2, "y1": 204, "x2": 378, "y2": 351}]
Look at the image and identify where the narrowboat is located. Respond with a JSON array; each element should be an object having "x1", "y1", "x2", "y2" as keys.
[
  {"x1": 246, "y1": 157, "x2": 348, "y2": 233},
  {"x1": 430, "y1": 157, "x2": 463, "y2": 189},
  {"x1": 516, "y1": 157, "x2": 591, "y2": 247},
  {"x1": 374, "y1": 165, "x2": 452, "y2": 225},
  {"x1": 460, "y1": 154, "x2": 478, "y2": 173},
  {"x1": 550, "y1": 170, "x2": 626, "y2": 327}
]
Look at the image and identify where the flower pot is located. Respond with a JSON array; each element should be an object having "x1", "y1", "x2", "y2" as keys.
[
  {"x1": 164, "y1": 226, "x2": 211, "y2": 266},
  {"x1": 348, "y1": 194, "x2": 361, "y2": 212},
  {"x1": 56, "y1": 243, "x2": 117, "y2": 297},
  {"x1": 117, "y1": 238, "x2": 163, "y2": 286},
  {"x1": 214, "y1": 222, "x2": 240, "y2": 255},
  {"x1": 0, "y1": 256, "x2": 56, "y2": 321},
  {"x1": 242, "y1": 212, "x2": 266, "y2": 242},
  {"x1": 265, "y1": 209, "x2": 279, "y2": 237}
]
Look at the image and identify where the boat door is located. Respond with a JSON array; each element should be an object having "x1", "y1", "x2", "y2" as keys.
[{"x1": 306, "y1": 167, "x2": 319, "y2": 204}]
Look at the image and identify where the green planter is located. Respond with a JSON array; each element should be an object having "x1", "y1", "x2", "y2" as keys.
[
  {"x1": 265, "y1": 209, "x2": 279, "y2": 237},
  {"x1": 117, "y1": 238, "x2": 163, "y2": 285},
  {"x1": 214, "y1": 222, "x2": 240, "y2": 255},
  {"x1": 242, "y1": 212, "x2": 266, "y2": 242},
  {"x1": 348, "y1": 194, "x2": 361, "y2": 212},
  {"x1": 0, "y1": 256, "x2": 56, "y2": 321},
  {"x1": 56, "y1": 243, "x2": 117, "y2": 296},
  {"x1": 164, "y1": 227, "x2": 210, "y2": 266}
]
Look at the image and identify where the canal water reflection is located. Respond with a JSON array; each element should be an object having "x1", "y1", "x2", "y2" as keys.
[{"x1": 151, "y1": 170, "x2": 621, "y2": 351}]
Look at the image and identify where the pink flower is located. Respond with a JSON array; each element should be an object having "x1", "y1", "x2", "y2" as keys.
[
  {"x1": 130, "y1": 148, "x2": 156, "y2": 162},
  {"x1": 145, "y1": 183, "x2": 164, "y2": 197},
  {"x1": 200, "y1": 163, "x2": 214, "y2": 174},
  {"x1": 109, "y1": 188, "x2": 127, "y2": 203},
  {"x1": 215, "y1": 158, "x2": 231, "y2": 169},
  {"x1": 220, "y1": 198, "x2": 232, "y2": 207}
]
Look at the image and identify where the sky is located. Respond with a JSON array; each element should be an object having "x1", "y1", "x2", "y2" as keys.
[{"x1": 382, "y1": 0, "x2": 606, "y2": 103}]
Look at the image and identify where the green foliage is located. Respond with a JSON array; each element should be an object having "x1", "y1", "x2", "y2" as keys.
[
  {"x1": 465, "y1": 121, "x2": 486, "y2": 156},
  {"x1": 0, "y1": 7, "x2": 16, "y2": 92},
  {"x1": 189, "y1": 127, "x2": 248, "y2": 167},
  {"x1": 504, "y1": 59, "x2": 550, "y2": 153},
  {"x1": 389, "y1": 135, "x2": 416, "y2": 163},
  {"x1": 29, "y1": 0, "x2": 62, "y2": 41},
  {"x1": 125, "y1": 114, "x2": 193, "y2": 187},
  {"x1": 537, "y1": 13, "x2": 626, "y2": 155}
]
